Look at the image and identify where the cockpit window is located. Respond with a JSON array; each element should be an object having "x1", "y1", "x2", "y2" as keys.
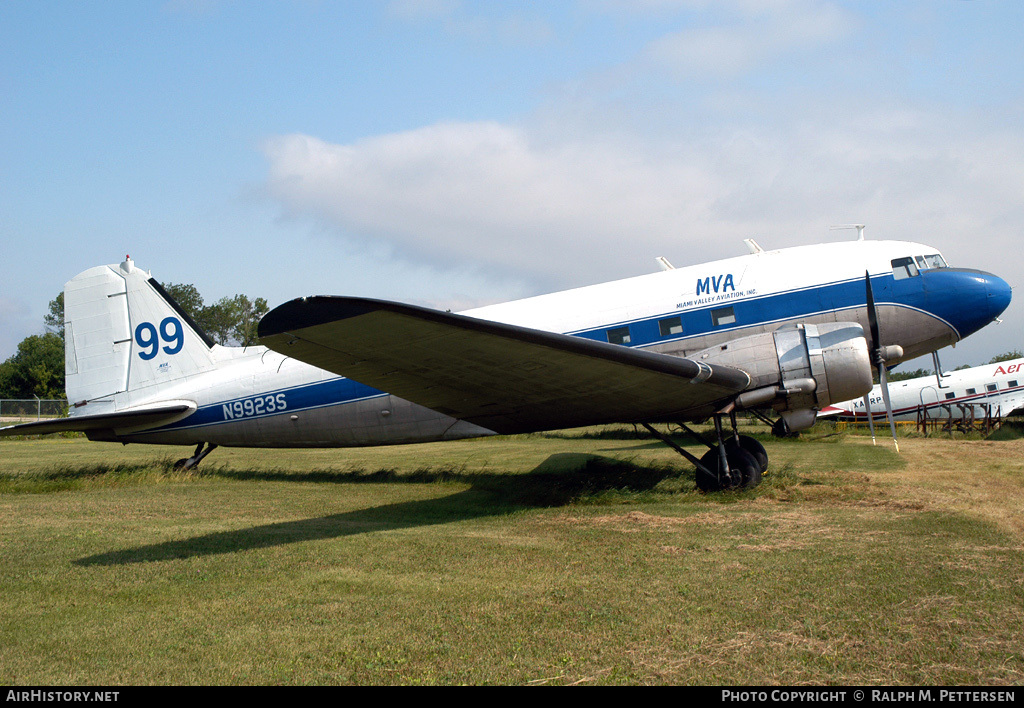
[
  {"x1": 922, "y1": 254, "x2": 947, "y2": 269},
  {"x1": 891, "y1": 257, "x2": 919, "y2": 280}
]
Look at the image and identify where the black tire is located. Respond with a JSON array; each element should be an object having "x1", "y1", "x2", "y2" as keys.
[
  {"x1": 733, "y1": 446, "x2": 762, "y2": 489},
  {"x1": 728, "y1": 435, "x2": 768, "y2": 474},
  {"x1": 696, "y1": 448, "x2": 724, "y2": 492},
  {"x1": 725, "y1": 445, "x2": 761, "y2": 489},
  {"x1": 696, "y1": 445, "x2": 761, "y2": 491}
]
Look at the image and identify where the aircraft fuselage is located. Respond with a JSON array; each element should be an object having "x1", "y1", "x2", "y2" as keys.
[{"x1": 79, "y1": 239, "x2": 1011, "y2": 448}]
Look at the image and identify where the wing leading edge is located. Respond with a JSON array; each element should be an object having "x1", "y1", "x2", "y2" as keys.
[{"x1": 258, "y1": 297, "x2": 751, "y2": 434}]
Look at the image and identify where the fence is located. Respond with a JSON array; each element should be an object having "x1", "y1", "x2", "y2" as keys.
[{"x1": 0, "y1": 399, "x2": 68, "y2": 422}]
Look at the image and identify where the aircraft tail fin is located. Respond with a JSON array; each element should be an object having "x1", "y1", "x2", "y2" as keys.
[{"x1": 64, "y1": 257, "x2": 219, "y2": 413}]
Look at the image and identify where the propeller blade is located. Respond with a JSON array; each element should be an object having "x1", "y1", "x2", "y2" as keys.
[
  {"x1": 864, "y1": 270, "x2": 900, "y2": 453},
  {"x1": 864, "y1": 270, "x2": 881, "y2": 362},
  {"x1": 878, "y1": 364, "x2": 900, "y2": 454}
]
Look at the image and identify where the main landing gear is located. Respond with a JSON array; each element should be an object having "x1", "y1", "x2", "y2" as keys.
[
  {"x1": 173, "y1": 442, "x2": 218, "y2": 471},
  {"x1": 643, "y1": 411, "x2": 768, "y2": 492}
]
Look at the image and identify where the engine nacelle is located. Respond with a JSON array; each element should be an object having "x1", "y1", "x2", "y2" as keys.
[{"x1": 690, "y1": 323, "x2": 873, "y2": 429}]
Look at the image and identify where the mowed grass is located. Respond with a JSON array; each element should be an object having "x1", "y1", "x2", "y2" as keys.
[{"x1": 1, "y1": 425, "x2": 1023, "y2": 685}]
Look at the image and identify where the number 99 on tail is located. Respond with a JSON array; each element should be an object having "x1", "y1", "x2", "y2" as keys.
[{"x1": 135, "y1": 317, "x2": 184, "y2": 360}]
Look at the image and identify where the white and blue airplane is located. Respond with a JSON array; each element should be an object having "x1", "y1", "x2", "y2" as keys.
[
  {"x1": 0, "y1": 235, "x2": 1012, "y2": 491},
  {"x1": 822, "y1": 356, "x2": 1024, "y2": 423}
]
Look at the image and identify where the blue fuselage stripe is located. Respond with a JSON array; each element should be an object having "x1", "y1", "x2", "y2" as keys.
[
  {"x1": 158, "y1": 378, "x2": 386, "y2": 431},
  {"x1": 570, "y1": 272, "x2": 953, "y2": 347}
]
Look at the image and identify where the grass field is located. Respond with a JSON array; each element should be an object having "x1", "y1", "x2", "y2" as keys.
[{"x1": 1, "y1": 424, "x2": 1023, "y2": 685}]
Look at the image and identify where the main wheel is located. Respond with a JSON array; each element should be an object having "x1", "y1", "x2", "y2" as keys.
[
  {"x1": 695, "y1": 445, "x2": 761, "y2": 491},
  {"x1": 696, "y1": 448, "x2": 724, "y2": 492},
  {"x1": 728, "y1": 435, "x2": 768, "y2": 475}
]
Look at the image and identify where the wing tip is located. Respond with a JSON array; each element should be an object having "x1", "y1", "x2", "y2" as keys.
[{"x1": 258, "y1": 296, "x2": 387, "y2": 340}]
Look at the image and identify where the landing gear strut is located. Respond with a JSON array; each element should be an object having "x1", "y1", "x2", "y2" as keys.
[
  {"x1": 643, "y1": 411, "x2": 768, "y2": 492},
  {"x1": 174, "y1": 442, "x2": 218, "y2": 470}
]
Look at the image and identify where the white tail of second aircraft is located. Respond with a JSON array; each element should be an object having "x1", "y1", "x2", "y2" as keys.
[{"x1": 64, "y1": 256, "x2": 219, "y2": 412}]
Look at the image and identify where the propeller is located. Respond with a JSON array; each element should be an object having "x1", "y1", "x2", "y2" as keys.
[{"x1": 864, "y1": 271, "x2": 902, "y2": 452}]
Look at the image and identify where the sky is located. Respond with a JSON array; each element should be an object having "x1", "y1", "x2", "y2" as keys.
[{"x1": 2, "y1": 0, "x2": 1022, "y2": 372}]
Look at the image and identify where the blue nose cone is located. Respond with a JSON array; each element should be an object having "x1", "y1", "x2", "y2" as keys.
[
  {"x1": 986, "y1": 271, "x2": 1013, "y2": 321},
  {"x1": 927, "y1": 268, "x2": 1012, "y2": 340}
]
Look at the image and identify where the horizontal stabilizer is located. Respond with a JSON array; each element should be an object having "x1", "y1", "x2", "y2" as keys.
[
  {"x1": 0, "y1": 401, "x2": 196, "y2": 438},
  {"x1": 258, "y1": 296, "x2": 751, "y2": 434}
]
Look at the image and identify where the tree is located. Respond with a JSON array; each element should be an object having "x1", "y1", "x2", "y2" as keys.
[
  {"x1": 888, "y1": 367, "x2": 932, "y2": 382},
  {"x1": 161, "y1": 285, "x2": 268, "y2": 346},
  {"x1": 162, "y1": 282, "x2": 206, "y2": 321},
  {"x1": 988, "y1": 350, "x2": 1024, "y2": 364},
  {"x1": 201, "y1": 294, "x2": 269, "y2": 347},
  {"x1": 0, "y1": 333, "x2": 65, "y2": 399},
  {"x1": 44, "y1": 292, "x2": 64, "y2": 340}
]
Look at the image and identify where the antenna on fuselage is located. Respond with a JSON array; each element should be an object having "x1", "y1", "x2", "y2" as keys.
[
  {"x1": 743, "y1": 239, "x2": 764, "y2": 254},
  {"x1": 655, "y1": 256, "x2": 675, "y2": 271},
  {"x1": 829, "y1": 224, "x2": 867, "y2": 240}
]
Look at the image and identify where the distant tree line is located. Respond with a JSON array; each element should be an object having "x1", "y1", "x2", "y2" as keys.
[
  {"x1": 159, "y1": 283, "x2": 268, "y2": 349},
  {"x1": 0, "y1": 285, "x2": 268, "y2": 400}
]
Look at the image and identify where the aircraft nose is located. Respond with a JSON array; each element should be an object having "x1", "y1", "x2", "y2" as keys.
[
  {"x1": 985, "y1": 271, "x2": 1013, "y2": 320},
  {"x1": 943, "y1": 269, "x2": 1012, "y2": 339}
]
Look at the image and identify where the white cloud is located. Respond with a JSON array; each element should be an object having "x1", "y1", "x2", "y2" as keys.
[
  {"x1": 641, "y1": 1, "x2": 854, "y2": 79},
  {"x1": 263, "y1": 123, "x2": 718, "y2": 286},
  {"x1": 263, "y1": 104, "x2": 1024, "y2": 294}
]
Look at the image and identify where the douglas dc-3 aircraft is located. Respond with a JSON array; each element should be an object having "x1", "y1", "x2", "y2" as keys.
[
  {"x1": 0, "y1": 236, "x2": 1011, "y2": 491},
  {"x1": 822, "y1": 356, "x2": 1024, "y2": 423}
]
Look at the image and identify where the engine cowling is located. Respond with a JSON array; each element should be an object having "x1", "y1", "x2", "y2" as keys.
[{"x1": 690, "y1": 322, "x2": 873, "y2": 430}]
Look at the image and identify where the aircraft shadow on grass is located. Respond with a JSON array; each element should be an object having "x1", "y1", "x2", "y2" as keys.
[{"x1": 73, "y1": 453, "x2": 684, "y2": 566}]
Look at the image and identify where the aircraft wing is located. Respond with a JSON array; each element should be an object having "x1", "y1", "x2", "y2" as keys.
[
  {"x1": 0, "y1": 401, "x2": 196, "y2": 437},
  {"x1": 258, "y1": 297, "x2": 751, "y2": 435}
]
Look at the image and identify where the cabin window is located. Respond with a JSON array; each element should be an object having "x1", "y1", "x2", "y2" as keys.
[
  {"x1": 987, "y1": 383, "x2": 998, "y2": 392},
  {"x1": 966, "y1": 388, "x2": 976, "y2": 395},
  {"x1": 607, "y1": 326, "x2": 631, "y2": 345},
  {"x1": 659, "y1": 316, "x2": 683, "y2": 337},
  {"x1": 711, "y1": 307, "x2": 736, "y2": 327},
  {"x1": 1010, "y1": 380, "x2": 1018, "y2": 388},
  {"x1": 891, "y1": 257, "x2": 919, "y2": 280},
  {"x1": 945, "y1": 392, "x2": 956, "y2": 400}
]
